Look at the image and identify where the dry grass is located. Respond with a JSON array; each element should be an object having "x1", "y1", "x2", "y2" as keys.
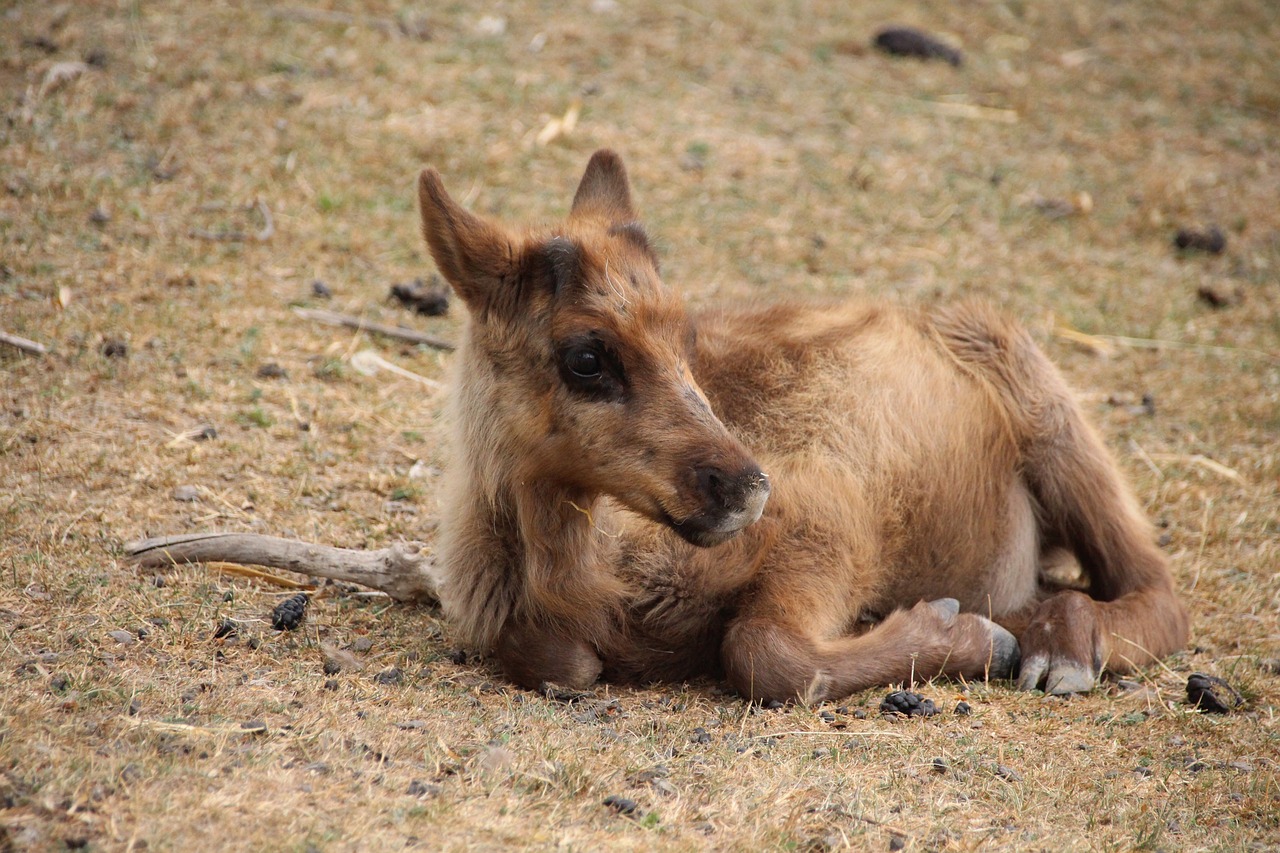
[{"x1": 2, "y1": 0, "x2": 1278, "y2": 849}]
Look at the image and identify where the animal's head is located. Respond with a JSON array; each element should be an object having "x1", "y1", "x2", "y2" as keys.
[{"x1": 418, "y1": 150, "x2": 769, "y2": 547}]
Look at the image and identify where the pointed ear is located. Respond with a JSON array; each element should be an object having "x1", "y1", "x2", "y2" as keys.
[
  {"x1": 418, "y1": 169, "x2": 517, "y2": 311},
  {"x1": 570, "y1": 149, "x2": 636, "y2": 223}
]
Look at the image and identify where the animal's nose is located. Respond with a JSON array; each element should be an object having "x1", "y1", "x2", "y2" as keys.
[{"x1": 696, "y1": 464, "x2": 771, "y2": 514}]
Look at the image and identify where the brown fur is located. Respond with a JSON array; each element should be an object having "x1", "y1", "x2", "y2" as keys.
[{"x1": 418, "y1": 150, "x2": 1188, "y2": 702}]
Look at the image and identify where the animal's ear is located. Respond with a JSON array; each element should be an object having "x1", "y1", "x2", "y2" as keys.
[
  {"x1": 418, "y1": 169, "x2": 517, "y2": 310},
  {"x1": 570, "y1": 149, "x2": 636, "y2": 224}
]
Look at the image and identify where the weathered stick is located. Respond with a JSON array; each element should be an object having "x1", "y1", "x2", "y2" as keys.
[
  {"x1": 295, "y1": 307, "x2": 455, "y2": 351},
  {"x1": 0, "y1": 331, "x2": 48, "y2": 356},
  {"x1": 125, "y1": 532, "x2": 440, "y2": 603}
]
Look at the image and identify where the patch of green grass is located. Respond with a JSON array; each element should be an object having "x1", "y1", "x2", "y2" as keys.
[{"x1": 237, "y1": 405, "x2": 273, "y2": 428}]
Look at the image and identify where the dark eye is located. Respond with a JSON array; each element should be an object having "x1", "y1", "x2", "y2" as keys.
[{"x1": 566, "y1": 347, "x2": 601, "y2": 378}]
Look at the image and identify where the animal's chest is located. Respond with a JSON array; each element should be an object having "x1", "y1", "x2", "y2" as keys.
[{"x1": 603, "y1": 541, "x2": 738, "y2": 683}]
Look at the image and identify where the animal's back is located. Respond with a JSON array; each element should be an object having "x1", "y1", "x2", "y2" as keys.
[{"x1": 691, "y1": 299, "x2": 1035, "y2": 615}]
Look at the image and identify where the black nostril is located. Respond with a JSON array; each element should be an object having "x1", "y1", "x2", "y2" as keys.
[
  {"x1": 695, "y1": 464, "x2": 768, "y2": 509},
  {"x1": 696, "y1": 466, "x2": 728, "y2": 505}
]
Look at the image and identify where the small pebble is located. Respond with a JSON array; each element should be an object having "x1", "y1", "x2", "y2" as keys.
[
  {"x1": 889, "y1": 836, "x2": 906, "y2": 851},
  {"x1": 323, "y1": 679, "x2": 339, "y2": 691},
  {"x1": 954, "y1": 701, "x2": 972, "y2": 716},
  {"x1": 994, "y1": 763, "x2": 1023, "y2": 782},
  {"x1": 375, "y1": 667, "x2": 404, "y2": 685},
  {"x1": 352, "y1": 637, "x2": 374, "y2": 653},
  {"x1": 108, "y1": 629, "x2": 136, "y2": 646},
  {"x1": 323, "y1": 659, "x2": 341, "y2": 675},
  {"x1": 172, "y1": 485, "x2": 199, "y2": 502},
  {"x1": 255, "y1": 362, "x2": 288, "y2": 379},
  {"x1": 690, "y1": 727, "x2": 712, "y2": 744},
  {"x1": 100, "y1": 339, "x2": 128, "y2": 359},
  {"x1": 212, "y1": 619, "x2": 239, "y2": 640},
  {"x1": 311, "y1": 280, "x2": 333, "y2": 299},
  {"x1": 406, "y1": 780, "x2": 439, "y2": 798}
]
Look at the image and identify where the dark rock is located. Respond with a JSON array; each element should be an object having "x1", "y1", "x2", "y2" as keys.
[
  {"x1": 690, "y1": 727, "x2": 712, "y2": 744},
  {"x1": 255, "y1": 362, "x2": 288, "y2": 379},
  {"x1": 602, "y1": 795, "x2": 642, "y2": 817},
  {"x1": 873, "y1": 26, "x2": 962, "y2": 67},
  {"x1": 1186, "y1": 673, "x2": 1244, "y2": 713},
  {"x1": 212, "y1": 619, "x2": 239, "y2": 640},
  {"x1": 323, "y1": 679, "x2": 339, "y2": 691},
  {"x1": 390, "y1": 277, "x2": 450, "y2": 316},
  {"x1": 311, "y1": 280, "x2": 332, "y2": 299},
  {"x1": 1174, "y1": 226, "x2": 1226, "y2": 255},
  {"x1": 954, "y1": 701, "x2": 972, "y2": 716},
  {"x1": 406, "y1": 780, "x2": 439, "y2": 798},
  {"x1": 889, "y1": 836, "x2": 906, "y2": 851},
  {"x1": 1196, "y1": 283, "x2": 1242, "y2": 308},
  {"x1": 100, "y1": 339, "x2": 128, "y2": 359},
  {"x1": 323, "y1": 659, "x2": 341, "y2": 675}
]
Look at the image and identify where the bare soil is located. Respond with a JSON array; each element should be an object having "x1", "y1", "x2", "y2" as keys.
[{"x1": 2, "y1": 1, "x2": 1277, "y2": 849}]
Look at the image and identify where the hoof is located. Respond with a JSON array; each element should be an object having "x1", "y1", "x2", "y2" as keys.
[
  {"x1": 1017, "y1": 654, "x2": 1096, "y2": 694},
  {"x1": 983, "y1": 619, "x2": 1021, "y2": 680},
  {"x1": 928, "y1": 598, "x2": 961, "y2": 620}
]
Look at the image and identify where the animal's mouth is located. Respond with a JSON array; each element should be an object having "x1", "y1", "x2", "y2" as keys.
[{"x1": 658, "y1": 476, "x2": 770, "y2": 548}]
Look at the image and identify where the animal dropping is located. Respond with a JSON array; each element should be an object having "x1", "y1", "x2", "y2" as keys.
[{"x1": 416, "y1": 150, "x2": 1187, "y2": 703}]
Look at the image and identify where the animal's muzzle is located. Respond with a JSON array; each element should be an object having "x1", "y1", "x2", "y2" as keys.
[{"x1": 666, "y1": 464, "x2": 771, "y2": 547}]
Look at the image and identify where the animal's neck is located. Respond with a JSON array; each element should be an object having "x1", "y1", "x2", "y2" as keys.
[{"x1": 449, "y1": 335, "x2": 623, "y2": 643}]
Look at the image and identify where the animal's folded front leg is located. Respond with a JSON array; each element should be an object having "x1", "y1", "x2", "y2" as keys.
[
  {"x1": 493, "y1": 615, "x2": 604, "y2": 691},
  {"x1": 722, "y1": 598, "x2": 1021, "y2": 704}
]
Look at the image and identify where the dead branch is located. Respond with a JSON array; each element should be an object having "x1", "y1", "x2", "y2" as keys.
[
  {"x1": 295, "y1": 307, "x2": 455, "y2": 351},
  {"x1": 0, "y1": 331, "x2": 48, "y2": 356},
  {"x1": 125, "y1": 532, "x2": 440, "y2": 603}
]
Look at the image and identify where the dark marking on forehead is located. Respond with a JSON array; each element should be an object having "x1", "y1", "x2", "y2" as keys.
[{"x1": 608, "y1": 221, "x2": 653, "y2": 255}]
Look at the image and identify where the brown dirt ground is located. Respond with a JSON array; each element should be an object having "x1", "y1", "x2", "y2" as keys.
[{"x1": 2, "y1": 1, "x2": 1278, "y2": 850}]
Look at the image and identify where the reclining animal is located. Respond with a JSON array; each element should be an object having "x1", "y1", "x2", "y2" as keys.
[{"x1": 416, "y1": 150, "x2": 1188, "y2": 702}]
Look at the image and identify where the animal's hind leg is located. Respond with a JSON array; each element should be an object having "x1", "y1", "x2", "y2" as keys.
[
  {"x1": 722, "y1": 599, "x2": 1020, "y2": 704},
  {"x1": 1009, "y1": 352, "x2": 1188, "y2": 693}
]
